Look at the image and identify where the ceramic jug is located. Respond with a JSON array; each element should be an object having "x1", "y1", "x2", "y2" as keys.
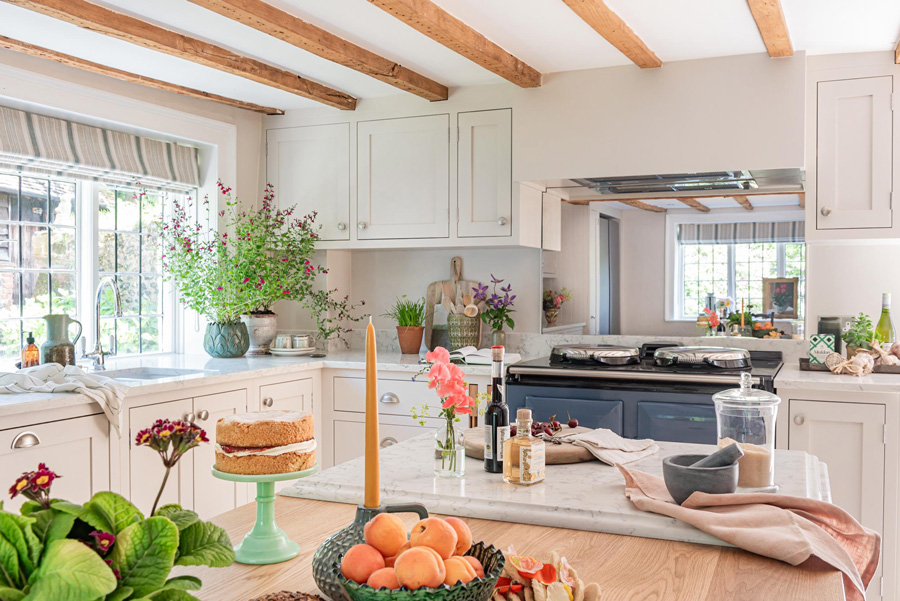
[{"x1": 41, "y1": 314, "x2": 82, "y2": 366}]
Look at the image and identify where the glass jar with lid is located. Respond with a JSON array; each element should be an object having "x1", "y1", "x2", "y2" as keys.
[{"x1": 712, "y1": 372, "x2": 781, "y2": 492}]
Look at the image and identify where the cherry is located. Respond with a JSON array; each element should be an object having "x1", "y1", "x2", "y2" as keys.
[
  {"x1": 543, "y1": 427, "x2": 554, "y2": 436},
  {"x1": 568, "y1": 418, "x2": 579, "y2": 428},
  {"x1": 510, "y1": 424, "x2": 517, "y2": 436},
  {"x1": 551, "y1": 420, "x2": 562, "y2": 431}
]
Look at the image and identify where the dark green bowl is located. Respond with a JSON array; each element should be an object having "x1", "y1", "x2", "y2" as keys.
[{"x1": 334, "y1": 542, "x2": 505, "y2": 601}]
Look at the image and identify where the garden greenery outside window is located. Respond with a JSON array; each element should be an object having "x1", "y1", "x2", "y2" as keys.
[
  {"x1": 670, "y1": 216, "x2": 806, "y2": 321},
  {"x1": 0, "y1": 170, "x2": 188, "y2": 364}
]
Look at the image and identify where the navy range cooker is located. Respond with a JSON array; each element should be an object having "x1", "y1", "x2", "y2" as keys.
[{"x1": 505, "y1": 343, "x2": 783, "y2": 445}]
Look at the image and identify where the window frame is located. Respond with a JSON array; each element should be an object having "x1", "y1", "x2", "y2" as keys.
[{"x1": 664, "y1": 209, "x2": 806, "y2": 322}]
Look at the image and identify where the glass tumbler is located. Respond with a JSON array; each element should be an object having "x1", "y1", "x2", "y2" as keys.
[{"x1": 713, "y1": 372, "x2": 781, "y2": 492}]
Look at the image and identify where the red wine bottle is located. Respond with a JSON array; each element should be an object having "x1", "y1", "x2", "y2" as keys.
[{"x1": 484, "y1": 346, "x2": 509, "y2": 473}]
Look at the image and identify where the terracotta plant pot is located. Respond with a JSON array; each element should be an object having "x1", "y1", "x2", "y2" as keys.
[{"x1": 396, "y1": 325, "x2": 424, "y2": 354}]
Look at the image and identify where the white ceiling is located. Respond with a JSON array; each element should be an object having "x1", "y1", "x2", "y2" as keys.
[{"x1": 0, "y1": 0, "x2": 898, "y2": 111}]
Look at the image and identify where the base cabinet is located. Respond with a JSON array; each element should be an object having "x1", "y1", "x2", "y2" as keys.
[
  {"x1": 193, "y1": 389, "x2": 248, "y2": 518},
  {"x1": 0, "y1": 414, "x2": 110, "y2": 513},
  {"x1": 333, "y1": 420, "x2": 433, "y2": 466}
]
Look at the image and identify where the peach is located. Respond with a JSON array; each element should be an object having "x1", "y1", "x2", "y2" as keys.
[
  {"x1": 341, "y1": 544, "x2": 386, "y2": 584},
  {"x1": 394, "y1": 547, "x2": 446, "y2": 590},
  {"x1": 443, "y1": 556, "x2": 477, "y2": 586},
  {"x1": 462, "y1": 555, "x2": 485, "y2": 578},
  {"x1": 364, "y1": 513, "x2": 409, "y2": 557},
  {"x1": 410, "y1": 517, "x2": 458, "y2": 560},
  {"x1": 385, "y1": 541, "x2": 411, "y2": 568},
  {"x1": 367, "y1": 567, "x2": 401, "y2": 590},
  {"x1": 445, "y1": 517, "x2": 473, "y2": 556}
]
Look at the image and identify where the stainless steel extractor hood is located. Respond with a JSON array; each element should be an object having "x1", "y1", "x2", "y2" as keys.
[{"x1": 571, "y1": 168, "x2": 803, "y2": 197}]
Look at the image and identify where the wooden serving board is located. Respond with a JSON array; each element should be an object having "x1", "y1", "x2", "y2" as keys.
[
  {"x1": 463, "y1": 426, "x2": 596, "y2": 464},
  {"x1": 799, "y1": 357, "x2": 900, "y2": 373}
]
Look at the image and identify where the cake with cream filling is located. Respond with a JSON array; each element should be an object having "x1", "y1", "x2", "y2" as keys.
[{"x1": 215, "y1": 410, "x2": 316, "y2": 475}]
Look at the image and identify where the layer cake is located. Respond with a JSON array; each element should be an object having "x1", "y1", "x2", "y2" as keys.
[{"x1": 215, "y1": 410, "x2": 316, "y2": 475}]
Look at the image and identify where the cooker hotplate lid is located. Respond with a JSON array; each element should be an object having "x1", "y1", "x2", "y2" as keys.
[
  {"x1": 653, "y1": 346, "x2": 751, "y2": 369},
  {"x1": 550, "y1": 344, "x2": 641, "y2": 365}
]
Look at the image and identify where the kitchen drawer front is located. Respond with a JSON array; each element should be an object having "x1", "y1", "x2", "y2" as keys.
[
  {"x1": 637, "y1": 402, "x2": 717, "y2": 444},
  {"x1": 522, "y1": 395, "x2": 623, "y2": 435},
  {"x1": 260, "y1": 378, "x2": 313, "y2": 413},
  {"x1": 333, "y1": 420, "x2": 433, "y2": 466},
  {"x1": 333, "y1": 376, "x2": 437, "y2": 417}
]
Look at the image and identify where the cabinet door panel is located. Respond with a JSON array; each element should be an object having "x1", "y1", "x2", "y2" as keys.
[
  {"x1": 194, "y1": 390, "x2": 247, "y2": 519},
  {"x1": 260, "y1": 378, "x2": 313, "y2": 413},
  {"x1": 267, "y1": 124, "x2": 350, "y2": 241},
  {"x1": 333, "y1": 376, "x2": 438, "y2": 417},
  {"x1": 817, "y1": 76, "x2": 893, "y2": 230},
  {"x1": 357, "y1": 115, "x2": 449, "y2": 240},
  {"x1": 0, "y1": 415, "x2": 109, "y2": 513},
  {"x1": 129, "y1": 399, "x2": 194, "y2": 515},
  {"x1": 333, "y1": 420, "x2": 433, "y2": 466},
  {"x1": 458, "y1": 109, "x2": 512, "y2": 237}
]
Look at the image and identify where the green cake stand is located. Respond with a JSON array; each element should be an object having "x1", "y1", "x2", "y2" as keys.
[{"x1": 211, "y1": 464, "x2": 319, "y2": 565}]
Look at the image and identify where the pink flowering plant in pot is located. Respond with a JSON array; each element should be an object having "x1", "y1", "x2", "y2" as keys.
[
  {"x1": 411, "y1": 347, "x2": 476, "y2": 477},
  {"x1": 1, "y1": 419, "x2": 233, "y2": 601}
]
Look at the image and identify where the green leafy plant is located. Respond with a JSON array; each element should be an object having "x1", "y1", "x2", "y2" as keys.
[
  {"x1": 303, "y1": 288, "x2": 366, "y2": 348},
  {"x1": 0, "y1": 434, "x2": 233, "y2": 601},
  {"x1": 382, "y1": 296, "x2": 426, "y2": 327},
  {"x1": 843, "y1": 313, "x2": 875, "y2": 350}
]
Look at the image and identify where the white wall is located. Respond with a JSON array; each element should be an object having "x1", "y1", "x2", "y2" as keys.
[{"x1": 513, "y1": 52, "x2": 806, "y2": 181}]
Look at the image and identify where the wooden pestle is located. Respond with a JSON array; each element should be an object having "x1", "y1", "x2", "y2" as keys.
[{"x1": 690, "y1": 442, "x2": 744, "y2": 468}]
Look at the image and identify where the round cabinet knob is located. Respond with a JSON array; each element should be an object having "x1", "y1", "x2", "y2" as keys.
[
  {"x1": 263, "y1": 397, "x2": 274, "y2": 408},
  {"x1": 793, "y1": 414, "x2": 805, "y2": 426},
  {"x1": 183, "y1": 412, "x2": 196, "y2": 423},
  {"x1": 498, "y1": 216, "x2": 508, "y2": 226},
  {"x1": 820, "y1": 207, "x2": 832, "y2": 217},
  {"x1": 379, "y1": 392, "x2": 400, "y2": 404},
  {"x1": 11, "y1": 431, "x2": 40, "y2": 449},
  {"x1": 337, "y1": 222, "x2": 346, "y2": 231},
  {"x1": 380, "y1": 437, "x2": 398, "y2": 448},
  {"x1": 197, "y1": 410, "x2": 210, "y2": 421},
  {"x1": 358, "y1": 221, "x2": 368, "y2": 230}
]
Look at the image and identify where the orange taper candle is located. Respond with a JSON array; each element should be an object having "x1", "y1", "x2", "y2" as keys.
[{"x1": 364, "y1": 316, "x2": 380, "y2": 508}]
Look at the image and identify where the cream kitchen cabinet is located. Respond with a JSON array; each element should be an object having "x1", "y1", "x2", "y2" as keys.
[
  {"x1": 259, "y1": 378, "x2": 313, "y2": 413},
  {"x1": 0, "y1": 413, "x2": 110, "y2": 513},
  {"x1": 332, "y1": 419, "x2": 435, "y2": 467},
  {"x1": 192, "y1": 389, "x2": 249, "y2": 518},
  {"x1": 267, "y1": 123, "x2": 351, "y2": 241},
  {"x1": 357, "y1": 114, "x2": 450, "y2": 240},
  {"x1": 457, "y1": 109, "x2": 512, "y2": 238},
  {"x1": 776, "y1": 387, "x2": 898, "y2": 601}
]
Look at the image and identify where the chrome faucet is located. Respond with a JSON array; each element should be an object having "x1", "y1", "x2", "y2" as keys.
[{"x1": 83, "y1": 277, "x2": 123, "y2": 369}]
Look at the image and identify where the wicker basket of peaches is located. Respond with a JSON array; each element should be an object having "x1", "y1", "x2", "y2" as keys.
[{"x1": 333, "y1": 515, "x2": 505, "y2": 601}]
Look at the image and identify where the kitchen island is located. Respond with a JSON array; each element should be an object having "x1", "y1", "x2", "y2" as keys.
[{"x1": 186, "y1": 496, "x2": 843, "y2": 601}]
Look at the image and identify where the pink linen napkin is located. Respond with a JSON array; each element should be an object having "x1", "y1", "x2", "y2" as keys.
[{"x1": 618, "y1": 465, "x2": 880, "y2": 601}]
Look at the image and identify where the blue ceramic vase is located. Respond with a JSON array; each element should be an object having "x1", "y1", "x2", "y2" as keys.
[{"x1": 203, "y1": 321, "x2": 251, "y2": 358}]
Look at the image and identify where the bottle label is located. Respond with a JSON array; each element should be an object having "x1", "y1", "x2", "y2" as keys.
[
  {"x1": 520, "y1": 444, "x2": 545, "y2": 483},
  {"x1": 484, "y1": 425, "x2": 510, "y2": 461}
]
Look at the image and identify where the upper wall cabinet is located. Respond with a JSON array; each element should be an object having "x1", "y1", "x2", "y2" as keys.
[
  {"x1": 357, "y1": 115, "x2": 450, "y2": 240},
  {"x1": 457, "y1": 109, "x2": 512, "y2": 237},
  {"x1": 267, "y1": 124, "x2": 351, "y2": 241},
  {"x1": 816, "y1": 76, "x2": 894, "y2": 231}
]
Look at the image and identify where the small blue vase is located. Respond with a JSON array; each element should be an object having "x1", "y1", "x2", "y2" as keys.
[{"x1": 203, "y1": 321, "x2": 251, "y2": 358}]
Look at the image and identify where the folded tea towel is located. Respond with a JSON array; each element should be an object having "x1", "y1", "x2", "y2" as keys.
[
  {"x1": 618, "y1": 464, "x2": 880, "y2": 601},
  {"x1": 560, "y1": 428, "x2": 658, "y2": 465},
  {"x1": 0, "y1": 364, "x2": 126, "y2": 436}
]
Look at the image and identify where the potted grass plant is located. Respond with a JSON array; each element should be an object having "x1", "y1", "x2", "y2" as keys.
[{"x1": 383, "y1": 296, "x2": 427, "y2": 354}]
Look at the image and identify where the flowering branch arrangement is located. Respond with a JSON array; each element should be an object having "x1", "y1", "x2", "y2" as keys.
[
  {"x1": 542, "y1": 288, "x2": 572, "y2": 311},
  {"x1": 302, "y1": 288, "x2": 366, "y2": 348},
  {"x1": 473, "y1": 275, "x2": 516, "y2": 332},
  {"x1": 135, "y1": 418, "x2": 209, "y2": 515},
  {"x1": 3, "y1": 459, "x2": 232, "y2": 601}
]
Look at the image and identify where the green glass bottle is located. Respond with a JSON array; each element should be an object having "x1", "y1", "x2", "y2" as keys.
[{"x1": 875, "y1": 293, "x2": 896, "y2": 344}]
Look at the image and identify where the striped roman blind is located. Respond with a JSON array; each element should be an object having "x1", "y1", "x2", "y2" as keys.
[
  {"x1": 0, "y1": 106, "x2": 199, "y2": 193},
  {"x1": 677, "y1": 221, "x2": 804, "y2": 245}
]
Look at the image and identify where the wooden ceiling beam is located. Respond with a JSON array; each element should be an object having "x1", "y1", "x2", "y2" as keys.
[
  {"x1": 746, "y1": 0, "x2": 793, "y2": 58},
  {"x1": 678, "y1": 197, "x2": 710, "y2": 213},
  {"x1": 561, "y1": 0, "x2": 661, "y2": 69},
  {"x1": 732, "y1": 195, "x2": 754, "y2": 210},
  {"x1": 621, "y1": 199, "x2": 666, "y2": 213},
  {"x1": 186, "y1": 0, "x2": 447, "y2": 101},
  {"x1": 0, "y1": 35, "x2": 284, "y2": 114},
  {"x1": 366, "y1": 0, "x2": 542, "y2": 88},
  {"x1": 3, "y1": 0, "x2": 357, "y2": 110}
]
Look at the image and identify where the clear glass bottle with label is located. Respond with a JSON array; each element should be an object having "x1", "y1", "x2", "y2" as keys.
[{"x1": 503, "y1": 408, "x2": 545, "y2": 485}]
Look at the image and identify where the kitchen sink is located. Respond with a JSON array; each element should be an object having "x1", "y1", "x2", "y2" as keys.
[{"x1": 101, "y1": 367, "x2": 210, "y2": 381}]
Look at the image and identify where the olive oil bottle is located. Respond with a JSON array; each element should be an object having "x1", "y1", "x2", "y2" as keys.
[{"x1": 503, "y1": 408, "x2": 545, "y2": 485}]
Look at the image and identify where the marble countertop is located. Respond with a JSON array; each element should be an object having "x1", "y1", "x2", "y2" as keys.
[
  {"x1": 0, "y1": 351, "x2": 497, "y2": 418},
  {"x1": 281, "y1": 434, "x2": 830, "y2": 548},
  {"x1": 775, "y1": 362, "x2": 900, "y2": 393}
]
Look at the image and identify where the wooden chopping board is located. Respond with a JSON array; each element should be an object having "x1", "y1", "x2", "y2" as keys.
[{"x1": 463, "y1": 426, "x2": 596, "y2": 464}]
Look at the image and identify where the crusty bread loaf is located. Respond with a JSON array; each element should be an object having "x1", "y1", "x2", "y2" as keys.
[
  {"x1": 215, "y1": 449, "x2": 316, "y2": 475},
  {"x1": 216, "y1": 410, "x2": 313, "y2": 448}
]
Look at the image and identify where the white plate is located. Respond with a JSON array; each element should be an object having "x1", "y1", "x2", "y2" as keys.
[{"x1": 269, "y1": 347, "x2": 317, "y2": 356}]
